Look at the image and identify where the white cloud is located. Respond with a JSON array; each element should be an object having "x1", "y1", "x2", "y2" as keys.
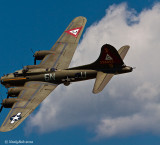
[{"x1": 25, "y1": 3, "x2": 160, "y2": 138}]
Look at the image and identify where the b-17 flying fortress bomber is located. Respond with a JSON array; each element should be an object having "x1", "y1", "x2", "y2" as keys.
[{"x1": 0, "y1": 16, "x2": 133, "y2": 132}]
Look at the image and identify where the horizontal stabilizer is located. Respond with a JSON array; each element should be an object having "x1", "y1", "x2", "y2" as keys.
[
  {"x1": 93, "y1": 71, "x2": 114, "y2": 94},
  {"x1": 118, "y1": 45, "x2": 130, "y2": 60}
]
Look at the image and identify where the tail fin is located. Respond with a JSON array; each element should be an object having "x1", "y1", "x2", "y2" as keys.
[
  {"x1": 92, "y1": 44, "x2": 124, "y2": 69},
  {"x1": 69, "y1": 44, "x2": 129, "y2": 70},
  {"x1": 92, "y1": 44, "x2": 130, "y2": 94}
]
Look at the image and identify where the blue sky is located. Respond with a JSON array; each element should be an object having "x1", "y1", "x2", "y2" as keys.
[{"x1": 0, "y1": 0, "x2": 160, "y2": 145}]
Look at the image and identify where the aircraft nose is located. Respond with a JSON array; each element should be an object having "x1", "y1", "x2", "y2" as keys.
[
  {"x1": 0, "y1": 78, "x2": 2, "y2": 84},
  {"x1": 0, "y1": 77, "x2": 4, "y2": 85}
]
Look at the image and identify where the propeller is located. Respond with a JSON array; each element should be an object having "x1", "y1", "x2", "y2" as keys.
[
  {"x1": 30, "y1": 48, "x2": 36, "y2": 65},
  {"x1": 0, "y1": 94, "x2": 4, "y2": 113},
  {"x1": 34, "y1": 57, "x2": 36, "y2": 65},
  {"x1": 0, "y1": 87, "x2": 10, "y2": 113},
  {"x1": 0, "y1": 80, "x2": 9, "y2": 113},
  {"x1": 7, "y1": 93, "x2": 9, "y2": 99},
  {"x1": 30, "y1": 48, "x2": 34, "y2": 55},
  {"x1": 0, "y1": 104, "x2": 4, "y2": 113}
]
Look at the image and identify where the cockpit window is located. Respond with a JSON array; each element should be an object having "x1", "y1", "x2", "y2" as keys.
[
  {"x1": 22, "y1": 66, "x2": 29, "y2": 74},
  {"x1": 14, "y1": 72, "x2": 19, "y2": 77},
  {"x1": 14, "y1": 72, "x2": 23, "y2": 77}
]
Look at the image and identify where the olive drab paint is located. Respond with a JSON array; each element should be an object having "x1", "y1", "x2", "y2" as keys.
[{"x1": 0, "y1": 16, "x2": 132, "y2": 132}]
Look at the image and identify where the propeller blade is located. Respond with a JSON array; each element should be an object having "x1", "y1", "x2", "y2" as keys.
[
  {"x1": 0, "y1": 93, "x2": 3, "y2": 103},
  {"x1": 30, "y1": 48, "x2": 36, "y2": 65},
  {"x1": 0, "y1": 105, "x2": 3, "y2": 113},
  {"x1": 30, "y1": 48, "x2": 34, "y2": 55},
  {"x1": 34, "y1": 58, "x2": 36, "y2": 65},
  {"x1": 7, "y1": 94, "x2": 9, "y2": 99}
]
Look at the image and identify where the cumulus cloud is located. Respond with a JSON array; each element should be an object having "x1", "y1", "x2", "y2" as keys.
[{"x1": 25, "y1": 3, "x2": 160, "y2": 138}]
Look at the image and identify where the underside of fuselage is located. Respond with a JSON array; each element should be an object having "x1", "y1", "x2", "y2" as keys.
[{"x1": 0, "y1": 69, "x2": 97, "y2": 88}]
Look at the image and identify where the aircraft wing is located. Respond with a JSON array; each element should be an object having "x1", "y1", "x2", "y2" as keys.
[
  {"x1": 39, "y1": 16, "x2": 87, "y2": 69},
  {"x1": 0, "y1": 81, "x2": 57, "y2": 132}
]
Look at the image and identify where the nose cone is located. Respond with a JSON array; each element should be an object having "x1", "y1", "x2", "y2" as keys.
[
  {"x1": 0, "y1": 73, "x2": 14, "y2": 87},
  {"x1": 0, "y1": 76, "x2": 5, "y2": 85},
  {"x1": 0, "y1": 77, "x2": 3, "y2": 83}
]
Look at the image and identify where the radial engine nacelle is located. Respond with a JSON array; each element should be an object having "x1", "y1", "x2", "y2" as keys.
[
  {"x1": 34, "y1": 50, "x2": 54, "y2": 60},
  {"x1": 7, "y1": 87, "x2": 24, "y2": 97},
  {"x1": 2, "y1": 98, "x2": 19, "y2": 108}
]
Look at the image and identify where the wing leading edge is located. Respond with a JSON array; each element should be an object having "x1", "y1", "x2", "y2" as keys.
[
  {"x1": 0, "y1": 81, "x2": 57, "y2": 132},
  {"x1": 0, "y1": 17, "x2": 87, "y2": 132},
  {"x1": 39, "y1": 16, "x2": 87, "y2": 69}
]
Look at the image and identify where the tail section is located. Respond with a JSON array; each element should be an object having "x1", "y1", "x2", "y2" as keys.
[
  {"x1": 69, "y1": 44, "x2": 128, "y2": 70},
  {"x1": 92, "y1": 44, "x2": 130, "y2": 94},
  {"x1": 92, "y1": 44, "x2": 124, "y2": 69},
  {"x1": 68, "y1": 43, "x2": 131, "y2": 94}
]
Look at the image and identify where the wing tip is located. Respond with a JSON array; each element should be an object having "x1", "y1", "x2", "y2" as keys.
[
  {"x1": 0, "y1": 126, "x2": 12, "y2": 132},
  {"x1": 73, "y1": 16, "x2": 87, "y2": 22}
]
